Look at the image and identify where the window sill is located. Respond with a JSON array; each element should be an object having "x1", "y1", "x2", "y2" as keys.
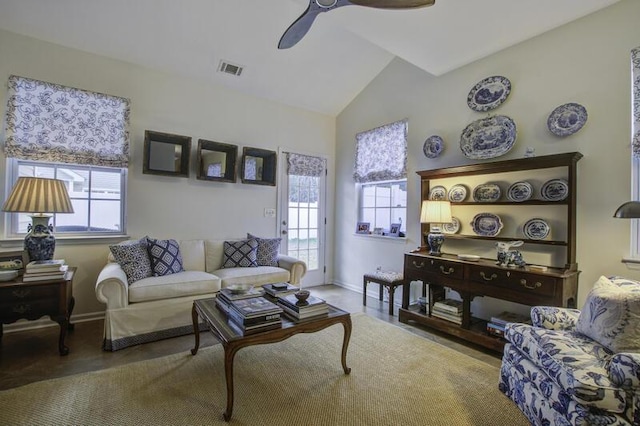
[
  {"x1": 622, "y1": 257, "x2": 640, "y2": 270},
  {"x1": 354, "y1": 233, "x2": 408, "y2": 244},
  {"x1": 0, "y1": 235, "x2": 130, "y2": 248}
]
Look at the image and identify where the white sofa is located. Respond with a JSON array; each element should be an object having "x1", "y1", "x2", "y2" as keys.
[{"x1": 95, "y1": 239, "x2": 306, "y2": 351}]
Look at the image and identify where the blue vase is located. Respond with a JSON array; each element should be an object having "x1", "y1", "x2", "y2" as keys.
[
  {"x1": 24, "y1": 215, "x2": 56, "y2": 261},
  {"x1": 427, "y1": 231, "x2": 445, "y2": 256}
]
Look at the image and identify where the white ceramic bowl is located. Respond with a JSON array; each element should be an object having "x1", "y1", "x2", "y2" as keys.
[{"x1": 0, "y1": 269, "x2": 19, "y2": 281}]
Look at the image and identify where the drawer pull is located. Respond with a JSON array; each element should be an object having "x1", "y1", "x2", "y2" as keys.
[
  {"x1": 12, "y1": 289, "x2": 31, "y2": 298},
  {"x1": 520, "y1": 279, "x2": 542, "y2": 290},
  {"x1": 412, "y1": 261, "x2": 425, "y2": 269},
  {"x1": 13, "y1": 304, "x2": 31, "y2": 314},
  {"x1": 480, "y1": 272, "x2": 497, "y2": 281},
  {"x1": 439, "y1": 266, "x2": 454, "y2": 275}
]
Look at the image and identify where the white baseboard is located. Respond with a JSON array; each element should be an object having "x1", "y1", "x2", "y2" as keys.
[{"x1": 3, "y1": 311, "x2": 104, "y2": 334}]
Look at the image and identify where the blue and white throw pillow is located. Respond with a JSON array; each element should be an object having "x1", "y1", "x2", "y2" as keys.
[
  {"x1": 222, "y1": 239, "x2": 258, "y2": 268},
  {"x1": 247, "y1": 233, "x2": 281, "y2": 267},
  {"x1": 147, "y1": 238, "x2": 184, "y2": 276},
  {"x1": 109, "y1": 238, "x2": 153, "y2": 283}
]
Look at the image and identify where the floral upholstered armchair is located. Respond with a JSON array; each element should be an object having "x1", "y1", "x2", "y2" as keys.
[{"x1": 499, "y1": 276, "x2": 640, "y2": 426}]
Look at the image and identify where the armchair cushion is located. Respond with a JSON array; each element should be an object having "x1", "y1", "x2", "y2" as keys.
[
  {"x1": 147, "y1": 238, "x2": 184, "y2": 276},
  {"x1": 531, "y1": 306, "x2": 581, "y2": 330},
  {"x1": 109, "y1": 239, "x2": 152, "y2": 283},
  {"x1": 576, "y1": 276, "x2": 640, "y2": 353}
]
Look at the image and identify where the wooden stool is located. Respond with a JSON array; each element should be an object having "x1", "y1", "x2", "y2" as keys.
[{"x1": 363, "y1": 271, "x2": 405, "y2": 315}]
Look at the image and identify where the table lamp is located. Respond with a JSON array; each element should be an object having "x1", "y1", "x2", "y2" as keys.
[
  {"x1": 2, "y1": 177, "x2": 74, "y2": 261},
  {"x1": 420, "y1": 200, "x2": 452, "y2": 256}
]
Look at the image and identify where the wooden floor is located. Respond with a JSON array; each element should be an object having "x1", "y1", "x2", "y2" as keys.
[{"x1": 0, "y1": 284, "x2": 502, "y2": 391}]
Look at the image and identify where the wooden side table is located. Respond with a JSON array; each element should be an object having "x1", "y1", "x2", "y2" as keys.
[{"x1": 0, "y1": 267, "x2": 76, "y2": 355}]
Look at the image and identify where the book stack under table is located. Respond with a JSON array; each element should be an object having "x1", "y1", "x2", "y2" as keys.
[
  {"x1": 431, "y1": 299, "x2": 463, "y2": 325},
  {"x1": 486, "y1": 311, "x2": 531, "y2": 338},
  {"x1": 215, "y1": 287, "x2": 283, "y2": 335},
  {"x1": 22, "y1": 259, "x2": 68, "y2": 282},
  {"x1": 276, "y1": 293, "x2": 329, "y2": 322}
]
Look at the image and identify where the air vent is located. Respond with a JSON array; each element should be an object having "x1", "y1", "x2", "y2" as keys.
[{"x1": 218, "y1": 60, "x2": 244, "y2": 77}]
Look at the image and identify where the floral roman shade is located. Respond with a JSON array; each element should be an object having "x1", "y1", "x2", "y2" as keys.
[
  {"x1": 287, "y1": 152, "x2": 326, "y2": 177},
  {"x1": 353, "y1": 119, "x2": 407, "y2": 183},
  {"x1": 632, "y1": 46, "x2": 640, "y2": 159},
  {"x1": 4, "y1": 75, "x2": 130, "y2": 167}
]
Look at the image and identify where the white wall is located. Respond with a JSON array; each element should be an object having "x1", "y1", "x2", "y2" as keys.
[
  {"x1": 335, "y1": 0, "x2": 640, "y2": 316},
  {"x1": 0, "y1": 29, "x2": 336, "y2": 317}
]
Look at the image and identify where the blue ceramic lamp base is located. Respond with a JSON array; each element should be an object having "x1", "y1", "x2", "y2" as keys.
[
  {"x1": 24, "y1": 215, "x2": 56, "y2": 261},
  {"x1": 426, "y1": 232, "x2": 445, "y2": 256}
]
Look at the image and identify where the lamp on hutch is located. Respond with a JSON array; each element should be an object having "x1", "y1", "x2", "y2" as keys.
[
  {"x1": 420, "y1": 200, "x2": 452, "y2": 256},
  {"x1": 2, "y1": 177, "x2": 74, "y2": 261}
]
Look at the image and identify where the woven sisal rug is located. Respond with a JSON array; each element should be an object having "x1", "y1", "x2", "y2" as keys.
[{"x1": 0, "y1": 314, "x2": 527, "y2": 425}]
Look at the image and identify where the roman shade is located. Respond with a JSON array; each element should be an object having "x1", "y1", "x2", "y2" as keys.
[
  {"x1": 353, "y1": 119, "x2": 407, "y2": 183},
  {"x1": 633, "y1": 46, "x2": 640, "y2": 159},
  {"x1": 286, "y1": 152, "x2": 326, "y2": 177}
]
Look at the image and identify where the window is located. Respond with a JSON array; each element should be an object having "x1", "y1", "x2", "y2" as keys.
[
  {"x1": 630, "y1": 46, "x2": 640, "y2": 259},
  {"x1": 359, "y1": 180, "x2": 407, "y2": 234},
  {"x1": 6, "y1": 160, "x2": 126, "y2": 236}
]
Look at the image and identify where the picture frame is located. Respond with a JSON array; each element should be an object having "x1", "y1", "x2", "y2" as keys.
[
  {"x1": 373, "y1": 227, "x2": 383, "y2": 236},
  {"x1": 388, "y1": 223, "x2": 401, "y2": 237},
  {"x1": 356, "y1": 222, "x2": 371, "y2": 234},
  {"x1": 0, "y1": 250, "x2": 28, "y2": 275}
]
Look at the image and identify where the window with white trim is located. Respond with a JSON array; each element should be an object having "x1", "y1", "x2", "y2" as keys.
[
  {"x1": 359, "y1": 179, "x2": 407, "y2": 234},
  {"x1": 630, "y1": 46, "x2": 640, "y2": 258}
]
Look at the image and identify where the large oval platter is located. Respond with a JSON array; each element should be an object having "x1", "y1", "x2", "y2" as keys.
[
  {"x1": 472, "y1": 183, "x2": 501, "y2": 202},
  {"x1": 459, "y1": 115, "x2": 517, "y2": 160},
  {"x1": 547, "y1": 103, "x2": 588, "y2": 137},
  {"x1": 470, "y1": 213, "x2": 503, "y2": 237},
  {"x1": 467, "y1": 76, "x2": 512, "y2": 112}
]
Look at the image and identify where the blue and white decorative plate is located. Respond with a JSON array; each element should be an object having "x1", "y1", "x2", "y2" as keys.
[
  {"x1": 541, "y1": 179, "x2": 569, "y2": 201},
  {"x1": 429, "y1": 185, "x2": 447, "y2": 201},
  {"x1": 448, "y1": 184, "x2": 468, "y2": 203},
  {"x1": 423, "y1": 135, "x2": 444, "y2": 158},
  {"x1": 467, "y1": 76, "x2": 512, "y2": 112},
  {"x1": 547, "y1": 103, "x2": 588, "y2": 137},
  {"x1": 507, "y1": 181, "x2": 533, "y2": 202},
  {"x1": 472, "y1": 183, "x2": 501, "y2": 202},
  {"x1": 442, "y1": 217, "x2": 461, "y2": 234},
  {"x1": 523, "y1": 218, "x2": 550, "y2": 240},
  {"x1": 459, "y1": 115, "x2": 517, "y2": 159},
  {"x1": 470, "y1": 213, "x2": 503, "y2": 237}
]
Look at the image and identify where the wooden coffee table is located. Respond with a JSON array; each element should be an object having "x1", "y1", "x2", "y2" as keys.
[{"x1": 191, "y1": 297, "x2": 352, "y2": 421}]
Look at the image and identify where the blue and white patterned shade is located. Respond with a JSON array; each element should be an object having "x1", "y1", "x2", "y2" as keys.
[
  {"x1": 633, "y1": 46, "x2": 640, "y2": 159},
  {"x1": 287, "y1": 153, "x2": 326, "y2": 177},
  {"x1": 354, "y1": 119, "x2": 407, "y2": 183}
]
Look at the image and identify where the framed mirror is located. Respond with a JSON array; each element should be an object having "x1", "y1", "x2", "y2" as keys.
[
  {"x1": 143, "y1": 130, "x2": 191, "y2": 178},
  {"x1": 241, "y1": 147, "x2": 277, "y2": 186},
  {"x1": 196, "y1": 139, "x2": 238, "y2": 183}
]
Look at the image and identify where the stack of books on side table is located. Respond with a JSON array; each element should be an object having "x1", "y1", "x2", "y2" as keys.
[
  {"x1": 431, "y1": 299, "x2": 463, "y2": 325},
  {"x1": 23, "y1": 259, "x2": 68, "y2": 282},
  {"x1": 216, "y1": 288, "x2": 283, "y2": 335},
  {"x1": 487, "y1": 311, "x2": 531, "y2": 338},
  {"x1": 276, "y1": 293, "x2": 329, "y2": 322},
  {"x1": 262, "y1": 282, "x2": 299, "y2": 298}
]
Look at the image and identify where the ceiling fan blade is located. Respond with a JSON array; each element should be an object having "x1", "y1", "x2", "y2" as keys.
[
  {"x1": 349, "y1": 0, "x2": 435, "y2": 8},
  {"x1": 278, "y1": 0, "x2": 352, "y2": 50}
]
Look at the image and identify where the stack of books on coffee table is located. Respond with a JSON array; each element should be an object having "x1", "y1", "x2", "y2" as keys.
[
  {"x1": 22, "y1": 259, "x2": 68, "y2": 282},
  {"x1": 216, "y1": 288, "x2": 283, "y2": 335},
  {"x1": 486, "y1": 311, "x2": 530, "y2": 338},
  {"x1": 276, "y1": 293, "x2": 329, "y2": 322},
  {"x1": 431, "y1": 299, "x2": 463, "y2": 325},
  {"x1": 262, "y1": 282, "x2": 299, "y2": 298}
]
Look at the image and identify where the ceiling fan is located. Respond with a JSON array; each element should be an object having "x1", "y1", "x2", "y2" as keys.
[{"x1": 278, "y1": 0, "x2": 436, "y2": 49}]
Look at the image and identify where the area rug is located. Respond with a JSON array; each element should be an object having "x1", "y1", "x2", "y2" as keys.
[{"x1": 0, "y1": 314, "x2": 527, "y2": 425}]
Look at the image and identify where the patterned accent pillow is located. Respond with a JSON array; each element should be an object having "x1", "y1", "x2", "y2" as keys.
[
  {"x1": 576, "y1": 275, "x2": 640, "y2": 352},
  {"x1": 222, "y1": 239, "x2": 258, "y2": 268},
  {"x1": 147, "y1": 238, "x2": 184, "y2": 276},
  {"x1": 109, "y1": 239, "x2": 152, "y2": 283},
  {"x1": 247, "y1": 233, "x2": 281, "y2": 267}
]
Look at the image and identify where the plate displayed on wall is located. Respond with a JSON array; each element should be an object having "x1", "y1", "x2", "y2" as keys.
[
  {"x1": 472, "y1": 183, "x2": 501, "y2": 202},
  {"x1": 459, "y1": 115, "x2": 517, "y2": 160},
  {"x1": 470, "y1": 213, "x2": 503, "y2": 237},
  {"x1": 523, "y1": 218, "x2": 550, "y2": 240},
  {"x1": 547, "y1": 103, "x2": 588, "y2": 137},
  {"x1": 507, "y1": 181, "x2": 533, "y2": 202},
  {"x1": 423, "y1": 135, "x2": 444, "y2": 158},
  {"x1": 541, "y1": 179, "x2": 569, "y2": 201},
  {"x1": 467, "y1": 76, "x2": 512, "y2": 112},
  {"x1": 442, "y1": 217, "x2": 461, "y2": 234},
  {"x1": 429, "y1": 185, "x2": 447, "y2": 201},
  {"x1": 448, "y1": 184, "x2": 468, "y2": 202}
]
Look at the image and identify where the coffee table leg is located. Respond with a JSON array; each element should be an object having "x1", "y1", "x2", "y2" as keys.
[
  {"x1": 190, "y1": 303, "x2": 200, "y2": 356},
  {"x1": 223, "y1": 344, "x2": 240, "y2": 421},
  {"x1": 340, "y1": 317, "x2": 352, "y2": 374}
]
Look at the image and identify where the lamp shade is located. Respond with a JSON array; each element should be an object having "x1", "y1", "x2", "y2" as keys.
[
  {"x1": 2, "y1": 177, "x2": 74, "y2": 214},
  {"x1": 613, "y1": 201, "x2": 640, "y2": 219},
  {"x1": 420, "y1": 200, "x2": 452, "y2": 224}
]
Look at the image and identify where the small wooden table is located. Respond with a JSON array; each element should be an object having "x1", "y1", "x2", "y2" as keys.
[
  {"x1": 191, "y1": 297, "x2": 352, "y2": 421},
  {"x1": 0, "y1": 267, "x2": 76, "y2": 355},
  {"x1": 363, "y1": 271, "x2": 406, "y2": 315}
]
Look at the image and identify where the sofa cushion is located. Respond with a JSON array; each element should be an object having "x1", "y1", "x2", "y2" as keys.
[
  {"x1": 205, "y1": 240, "x2": 225, "y2": 272},
  {"x1": 222, "y1": 239, "x2": 258, "y2": 268},
  {"x1": 213, "y1": 266, "x2": 290, "y2": 288},
  {"x1": 128, "y1": 271, "x2": 221, "y2": 303},
  {"x1": 576, "y1": 275, "x2": 640, "y2": 353},
  {"x1": 109, "y1": 239, "x2": 152, "y2": 284},
  {"x1": 247, "y1": 233, "x2": 281, "y2": 267},
  {"x1": 177, "y1": 240, "x2": 205, "y2": 271},
  {"x1": 147, "y1": 238, "x2": 184, "y2": 276}
]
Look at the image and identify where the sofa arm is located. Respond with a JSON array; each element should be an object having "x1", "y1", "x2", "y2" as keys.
[
  {"x1": 531, "y1": 306, "x2": 581, "y2": 330},
  {"x1": 277, "y1": 254, "x2": 307, "y2": 285},
  {"x1": 608, "y1": 353, "x2": 640, "y2": 389},
  {"x1": 95, "y1": 262, "x2": 129, "y2": 310}
]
